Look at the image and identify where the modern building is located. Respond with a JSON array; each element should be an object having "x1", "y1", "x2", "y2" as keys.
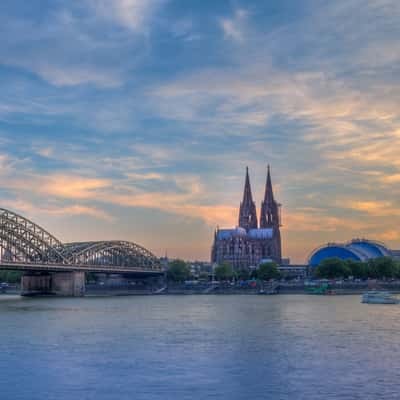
[
  {"x1": 391, "y1": 250, "x2": 400, "y2": 260},
  {"x1": 211, "y1": 166, "x2": 282, "y2": 269},
  {"x1": 308, "y1": 239, "x2": 392, "y2": 266},
  {"x1": 188, "y1": 261, "x2": 213, "y2": 278},
  {"x1": 278, "y1": 264, "x2": 308, "y2": 279}
]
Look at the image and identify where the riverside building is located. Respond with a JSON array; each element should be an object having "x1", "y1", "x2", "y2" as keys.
[{"x1": 211, "y1": 166, "x2": 282, "y2": 269}]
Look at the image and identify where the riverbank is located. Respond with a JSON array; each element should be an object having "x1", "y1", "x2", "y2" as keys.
[
  {"x1": 84, "y1": 281, "x2": 400, "y2": 296},
  {"x1": 3, "y1": 281, "x2": 400, "y2": 296}
]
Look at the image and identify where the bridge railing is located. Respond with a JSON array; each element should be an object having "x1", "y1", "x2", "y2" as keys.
[{"x1": 0, "y1": 260, "x2": 164, "y2": 274}]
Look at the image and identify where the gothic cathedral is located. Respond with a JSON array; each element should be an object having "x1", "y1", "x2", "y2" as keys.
[{"x1": 211, "y1": 166, "x2": 282, "y2": 269}]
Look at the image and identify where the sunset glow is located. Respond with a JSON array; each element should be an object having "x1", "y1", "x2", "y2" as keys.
[{"x1": 0, "y1": 0, "x2": 399, "y2": 262}]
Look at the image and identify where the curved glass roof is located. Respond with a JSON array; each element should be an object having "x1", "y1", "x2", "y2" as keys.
[
  {"x1": 348, "y1": 240, "x2": 389, "y2": 258},
  {"x1": 308, "y1": 239, "x2": 391, "y2": 266},
  {"x1": 309, "y1": 245, "x2": 362, "y2": 266}
]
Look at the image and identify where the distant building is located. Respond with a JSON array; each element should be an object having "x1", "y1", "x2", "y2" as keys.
[
  {"x1": 188, "y1": 261, "x2": 213, "y2": 278},
  {"x1": 308, "y1": 239, "x2": 392, "y2": 266},
  {"x1": 391, "y1": 250, "x2": 400, "y2": 260},
  {"x1": 159, "y1": 256, "x2": 169, "y2": 270},
  {"x1": 211, "y1": 166, "x2": 282, "y2": 269},
  {"x1": 278, "y1": 264, "x2": 308, "y2": 279}
]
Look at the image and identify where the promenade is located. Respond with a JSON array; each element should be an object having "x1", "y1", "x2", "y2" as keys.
[{"x1": 3, "y1": 280, "x2": 399, "y2": 297}]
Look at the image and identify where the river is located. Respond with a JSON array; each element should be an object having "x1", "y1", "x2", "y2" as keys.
[{"x1": 0, "y1": 294, "x2": 399, "y2": 399}]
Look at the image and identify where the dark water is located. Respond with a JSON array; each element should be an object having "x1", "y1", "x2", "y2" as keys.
[{"x1": 0, "y1": 295, "x2": 399, "y2": 400}]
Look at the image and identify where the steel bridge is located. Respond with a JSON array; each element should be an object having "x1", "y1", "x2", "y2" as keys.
[{"x1": 0, "y1": 208, "x2": 163, "y2": 275}]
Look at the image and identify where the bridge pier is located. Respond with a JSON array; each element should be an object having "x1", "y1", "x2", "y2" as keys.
[
  {"x1": 21, "y1": 271, "x2": 85, "y2": 297},
  {"x1": 51, "y1": 271, "x2": 85, "y2": 297},
  {"x1": 21, "y1": 273, "x2": 52, "y2": 296}
]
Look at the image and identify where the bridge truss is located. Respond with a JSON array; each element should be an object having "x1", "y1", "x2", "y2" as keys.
[{"x1": 0, "y1": 208, "x2": 162, "y2": 273}]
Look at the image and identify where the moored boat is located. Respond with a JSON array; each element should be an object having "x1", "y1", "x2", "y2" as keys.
[{"x1": 361, "y1": 291, "x2": 399, "y2": 304}]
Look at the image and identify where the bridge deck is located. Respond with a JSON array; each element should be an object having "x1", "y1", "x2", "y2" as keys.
[{"x1": 0, "y1": 261, "x2": 164, "y2": 275}]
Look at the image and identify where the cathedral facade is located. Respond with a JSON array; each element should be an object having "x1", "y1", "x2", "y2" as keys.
[{"x1": 211, "y1": 166, "x2": 282, "y2": 269}]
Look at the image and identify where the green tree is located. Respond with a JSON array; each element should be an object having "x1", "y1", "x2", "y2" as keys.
[
  {"x1": 315, "y1": 258, "x2": 351, "y2": 279},
  {"x1": 250, "y1": 269, "x2": 258, "y2": 279},
  {"x1": 167, "y1": 259, "x2": 191, "y2": 282},
  {"x1": 367, "y1": 257, "x2": 397, "y2": 279},
  {"x1": 85, "y1": 272, "x2": 99, "y2": 283},
  {"x1": 314, "y1": 257, "x2": 400, "y2": 280},
  {"x1": 237, "y1": 268, "x2": 250, "y2": 281},
  {"x1": 198, "y1": 272, "x2": 210, "y2": 281},
  {"x1": 345, "y1": 259, "x2": 367, "y2": 279},
  {"x1": 257, "y1": 262, "x2": 281, "y2": 281},
  {"x1": 214, "y1": 262, "x2": 234, "y2": 281},
  {"x1": 394, "y1": 261, "x2": 400, "y2": 279},
  {"x1": 0, "y1": 270, "x2": 22, "y2": 283}
]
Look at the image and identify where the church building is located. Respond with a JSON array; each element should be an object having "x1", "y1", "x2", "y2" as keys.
[{"x1": 211, "y1": 166, "x2": 282, "y2": 269}]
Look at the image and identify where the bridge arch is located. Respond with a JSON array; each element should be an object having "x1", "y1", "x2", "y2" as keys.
[
  {"x1": 0, "y1": 208, "x2": 67, "y2": 263},
  {"x1": 0, "y1": 208, "x2": 161, "y2": 271},
  {"x1": 62, "y1": 241, "x2": 160, "y2": 270}
]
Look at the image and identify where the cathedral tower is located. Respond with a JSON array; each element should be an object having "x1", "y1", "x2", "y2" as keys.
[
  {"x1": 260, "y1": 165, "x2": 282, "y2": 260},
  {"x1": 238, "y1": 167, "x2": 258, "y2": 231},
  {"x1": 212, "y1": 166, "x2": 283, "y2": 268},
  {"x1": 260, "y1": 165, "x2": 280, "y2": 228}
]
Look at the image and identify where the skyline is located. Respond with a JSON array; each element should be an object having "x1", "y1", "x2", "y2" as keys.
[{"x1": 1, "y1": 0, "x2": 399, "y2": 263}]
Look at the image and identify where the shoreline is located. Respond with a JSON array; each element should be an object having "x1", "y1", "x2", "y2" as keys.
[{"x1": 3, "y1": 283, "x2": 400, "y2": 297}]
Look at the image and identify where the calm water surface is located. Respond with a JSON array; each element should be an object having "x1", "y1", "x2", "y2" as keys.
[{"x1": 0, "y1": 295, "x2": 399, "y2": 400}]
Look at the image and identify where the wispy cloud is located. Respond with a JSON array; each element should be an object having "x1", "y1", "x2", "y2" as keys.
[
  {"x1": 33, "y1": 64, "x2": 124, "y2": 88},
  {"x1": 0, "y1": 0, "x2": 166, "y2": 87},
  {"x1": 0, "y1": 198, "x2": 113, "y2": 223},
  {"x1": 340, "y1": 200, "x2": 400, "y2": 217},
  {"x1": 219, "y1": 9, "x2": 248, "y2": 42},
  {"x1": 0, "y1": 0, "x2": 399, "y2": 262},
  {"x1": 8, "y1": 174, "x2": 111, "y2": 200},
  {"x1": 88, "y1": 0, "x2": 165, "y2": 33}
]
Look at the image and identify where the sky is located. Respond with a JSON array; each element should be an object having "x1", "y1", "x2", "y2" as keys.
[{"x1": 0, "y1": 0, "x2": 399, "y2": 263}]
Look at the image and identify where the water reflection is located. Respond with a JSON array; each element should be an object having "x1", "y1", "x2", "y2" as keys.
[{"x1": 0, "y1": 295, "x2": 399, "y2": 400}]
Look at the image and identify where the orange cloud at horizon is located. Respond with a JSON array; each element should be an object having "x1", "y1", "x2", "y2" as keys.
[{"x1": 2, "y1": 168, "x2": 400, "y2": 264}]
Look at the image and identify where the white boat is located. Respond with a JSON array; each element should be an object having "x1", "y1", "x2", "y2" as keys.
[{"x1": 362, "y1": 291, "x2": 399, "y2": 304}]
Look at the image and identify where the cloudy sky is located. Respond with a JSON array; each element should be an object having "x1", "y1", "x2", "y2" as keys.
[{"x1": 0, "y1": 0, "x2": 399, "y2": 263}]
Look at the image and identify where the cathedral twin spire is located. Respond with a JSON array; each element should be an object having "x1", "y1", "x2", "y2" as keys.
[
  {"x1": 260, "y1": 165, "x2": 280, "y2": 229},
  {"x1": 238, "y1": 167, "x2": 258, "y2": 231},
  {"x1": 238, "y1": 166, "x2": 280, "y2": 231}
]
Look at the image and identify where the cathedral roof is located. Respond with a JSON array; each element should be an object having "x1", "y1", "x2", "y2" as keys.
[
  {"x1": 216, "y1": 227, "x2": 273, "y2": 240},
  {"x1": 216, "y1": 227, "x2": 247, "y2": 240},
  {"x1": 248, "y1": 228, "x2": 273, "y2": 239}
]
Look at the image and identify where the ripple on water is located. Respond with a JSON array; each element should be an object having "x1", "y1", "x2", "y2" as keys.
[{"x1": 0, "y1": 295, "x2": 399, "y2": 400}]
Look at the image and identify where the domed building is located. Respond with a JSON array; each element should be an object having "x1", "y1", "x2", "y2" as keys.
[{"x1": 308, "y1": 239, "x2": 391, "y2": 266}]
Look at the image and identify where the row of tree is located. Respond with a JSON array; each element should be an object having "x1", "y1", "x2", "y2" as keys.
[
  {"x1": 3, "y1": 257, "x2": 396, "y2": 284},
  {"x1": 0, "y1": 270, "x2": 22, "y2": 284},
  {"x1": 213, "y1": 262, "x2": 281, "y2": 281},
  {"x1": 314, "y1": 257, "x2": 400, "y2": 279},
  {"x1": 166, "y1": 259, "x2": 281, "y2": 282}
]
